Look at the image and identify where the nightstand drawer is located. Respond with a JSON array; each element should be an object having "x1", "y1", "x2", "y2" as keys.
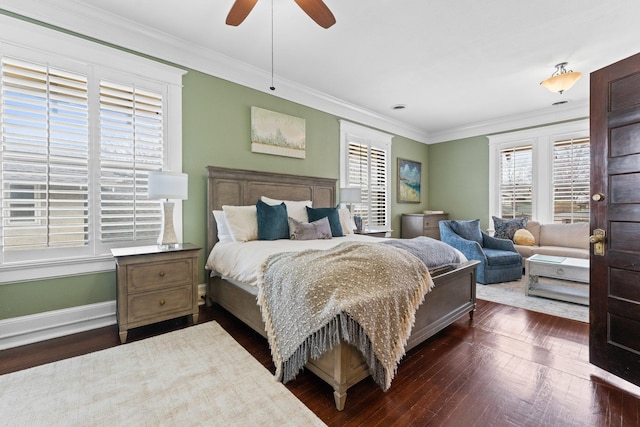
[
  {"x1": 127, "y1": 259, "x2": 192, "y2": 292},
  {"x1": 128, "y1": 286, "x2": 192, "y2": 323}
]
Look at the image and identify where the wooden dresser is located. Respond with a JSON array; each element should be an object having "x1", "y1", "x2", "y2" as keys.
[
  {"x1": 112, "y1": 243, "x2": 201, "y2": 343},
  {"x1": 401, "y1": 213, "x2": 449, "y2": 240}
]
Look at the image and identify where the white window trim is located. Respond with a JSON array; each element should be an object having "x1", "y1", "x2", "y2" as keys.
[
  {"x1": 488, "y1": 119, "x2": 589, "y2": 231},
  {"x1": 0, "y1": 16, "x2": 186, "y2": 283},
  {"x1": 339, "y1": 120, "x2": 392, "y2": 230}
]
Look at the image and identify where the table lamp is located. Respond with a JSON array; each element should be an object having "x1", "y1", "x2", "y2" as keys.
[
  {"x1": 147, "y1": 171, "x2": 188, "y2": 248},
  {"x1": 340, "y1": 187, "x2": 361, "y2": 215}
]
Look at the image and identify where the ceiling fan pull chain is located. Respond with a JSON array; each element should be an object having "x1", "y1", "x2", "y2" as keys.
[{"x1": 269, "y1": 0, "x2": 275, "y2": 91}]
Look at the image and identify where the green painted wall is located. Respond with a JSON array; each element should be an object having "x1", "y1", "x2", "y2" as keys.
[
  {"x1": 0, "y1": 272, "x2": 115, "y2": 320},
  {"x1": 427, "y1": 136, "x2": 490, "y2": 230},
  {"x1": 0, "y1": 66, "x2": 429, "y2": 320}
]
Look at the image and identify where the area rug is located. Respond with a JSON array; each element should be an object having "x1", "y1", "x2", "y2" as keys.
[
  {"x1": 0, "y1": 322, "x2": 325, "y2": 427},
  {"x1": 475, "y1": 277, "x2": 589, "y2": 323}
]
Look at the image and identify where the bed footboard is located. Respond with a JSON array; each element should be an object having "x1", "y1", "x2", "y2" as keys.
[{"x1": 208, "y1": 260, "x2": 478, "y2": 410}]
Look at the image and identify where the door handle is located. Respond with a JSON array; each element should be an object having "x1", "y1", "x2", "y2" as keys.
[{"x1": 590, "y1": 228, "x2": 605, "y2": 256}]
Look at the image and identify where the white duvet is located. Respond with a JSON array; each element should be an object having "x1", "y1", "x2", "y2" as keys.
[{"x1": 206, "y1": 234, "x2": 383, "y2": 289}]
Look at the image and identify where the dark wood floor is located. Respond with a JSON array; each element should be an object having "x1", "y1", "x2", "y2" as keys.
[{"x1": 2, "y1": 299, "x2": 640, "y2": 426}]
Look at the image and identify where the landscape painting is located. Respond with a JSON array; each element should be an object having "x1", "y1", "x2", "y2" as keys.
[
  {"x1": 251, "y1": 107, "x2": 306, "y2": 159},
  {"x1": 398, "y1": 158, "x2": 421, "y2": 203}
]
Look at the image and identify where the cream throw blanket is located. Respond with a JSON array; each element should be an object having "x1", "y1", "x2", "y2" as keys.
[{"x1": 257, "y1": 241, "x2": 434, "y2": 391}]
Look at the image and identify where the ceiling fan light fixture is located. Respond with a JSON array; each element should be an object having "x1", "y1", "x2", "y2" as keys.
[{"x1": 540, "y1": 62, "x2": 582, "y2": 94}]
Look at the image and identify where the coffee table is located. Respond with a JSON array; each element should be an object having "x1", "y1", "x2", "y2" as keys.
[{"x1": 524, "y1": 254, "x2": 589, "y2": 305}]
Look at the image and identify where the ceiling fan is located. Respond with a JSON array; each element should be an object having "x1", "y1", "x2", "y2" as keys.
[{"x1": 226, "y1": 0, "x2": 336, "y2": 29}]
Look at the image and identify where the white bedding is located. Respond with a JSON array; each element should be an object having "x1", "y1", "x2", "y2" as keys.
[
  {"x1": 206, "y1": 234, "x2": 384, "y2": 288},
  {"x1": 206, "y1": 235, "x2": 467, "y2": 291}
]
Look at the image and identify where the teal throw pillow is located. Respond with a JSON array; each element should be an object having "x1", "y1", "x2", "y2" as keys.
[
  {"x1": 492, "y1": 216, "x2": 528, "y2": 240},
  {"x1": 450, "y1": 219, "x2": 483, "y2": 245},
  {"x1": 256, "y1": 200, "x2": 289, "y2": 240},
  {"x1": 306, "y1": 206, "x2": 344, "y2": 237}
]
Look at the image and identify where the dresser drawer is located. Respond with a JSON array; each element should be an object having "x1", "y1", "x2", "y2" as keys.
[
  {"x1": 127, "y1": 286, "x2": 192, "y2": 323},
  {"x1": 127, "y1": 259, "x2": 192, "y2": 292}
]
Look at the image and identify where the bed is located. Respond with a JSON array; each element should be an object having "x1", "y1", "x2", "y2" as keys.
[{"x1": 204, "y1": 166, "x2": 478, "y2": 410}]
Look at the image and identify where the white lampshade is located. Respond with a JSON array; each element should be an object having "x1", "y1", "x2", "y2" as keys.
[
  {"x1": 148, "y1": 171, "x2": 188, "y2": 200},
  {"x1": 147, "y1": 171, "x2": 188, "y2": 248},
  {"x1": 340, "y1": 187, "x2": 361, "y2": 203}
]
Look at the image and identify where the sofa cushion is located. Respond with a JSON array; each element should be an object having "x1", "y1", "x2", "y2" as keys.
[
  {"x1": 492, "y1": 216, "x2": 528, "y2": 240},
  {"x1": 539, "y1": 222, "x2": 589, "y2": 250},
  {"x1": 450, "y1": 219, "x2": 483, "y2": 245},
  {"x1": 514, "y1": 244, "x2": 536, "y2": 258},
  {"x1": 525, "y1": 221, "x2": 541, "y2": 245},
  {"x1": 535, "y1": 246, "x2": 589, "y2": 259},
  {"x1": 483, "y1": 248, "x2": 523, "y2": 266}
]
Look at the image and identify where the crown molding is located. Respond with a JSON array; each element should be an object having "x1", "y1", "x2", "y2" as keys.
[{"x1": 427, "y1": 98, "x2": 590, "y2": 144}]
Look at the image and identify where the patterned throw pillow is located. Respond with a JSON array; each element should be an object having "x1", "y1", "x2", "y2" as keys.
[
  {"x1": 492, "y1": 216, "x2": 528, "y2": 240},
  {"x1": 288, "y1": 217, "x2": 332, "y2": 240}
]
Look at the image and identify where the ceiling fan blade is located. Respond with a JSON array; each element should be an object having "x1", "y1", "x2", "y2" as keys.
[
  {"x1": 226, "y1": 0, "x2": 259, "y2": 26},
  {"x1": 294, "y1": 0, "x2": 336, "y2": 29}
]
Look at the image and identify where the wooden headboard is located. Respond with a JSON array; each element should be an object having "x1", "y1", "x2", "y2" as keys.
[{"x1": 206, "y1": 166, "x2": 337, "y2": 255}]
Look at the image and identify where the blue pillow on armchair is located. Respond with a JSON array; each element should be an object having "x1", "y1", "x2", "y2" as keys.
[{"x1": 450, "y1": 219, "x2": 483, "y2": 245}]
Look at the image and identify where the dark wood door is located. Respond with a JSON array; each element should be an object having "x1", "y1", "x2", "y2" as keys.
[{"x1": 590, "y1": 52, "x2": 640, "y2": 386}]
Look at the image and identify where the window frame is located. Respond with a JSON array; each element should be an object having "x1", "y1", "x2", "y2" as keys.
[
  {"x1": 339, "y1": 120, "x2": 392, "y2": 231},
  {"x1": 0, "y1": 17, "x2": 185, "y2": 283},
  {"x1": 488, "y1": 119, "x2": 589, "y2": 231}
]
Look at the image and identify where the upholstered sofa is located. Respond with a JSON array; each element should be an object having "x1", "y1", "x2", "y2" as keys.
[{"x1": 513, "y1": 220, "x2": 590, "y2": 260}]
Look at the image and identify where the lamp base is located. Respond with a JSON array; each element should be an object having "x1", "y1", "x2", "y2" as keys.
[{"x1": 158, "y1": 201, "x2": 179, "y2": 248}]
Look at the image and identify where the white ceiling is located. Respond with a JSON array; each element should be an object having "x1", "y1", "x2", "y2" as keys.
[{"x1": 4, "y1": 0, "x2": 640, "y2": 143}]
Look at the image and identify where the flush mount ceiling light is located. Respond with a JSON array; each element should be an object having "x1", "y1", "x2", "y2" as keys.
[{"x1": 540, "y1": 62, "x2": 583, "y2": 94}]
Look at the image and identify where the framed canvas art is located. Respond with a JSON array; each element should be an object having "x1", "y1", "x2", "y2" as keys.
[
  {"x1": 250, "y1": 106, "x2": 306, "y2": 159},
  {"x1": 397, "y1": 158, "x2": 421, "y2": 203}
]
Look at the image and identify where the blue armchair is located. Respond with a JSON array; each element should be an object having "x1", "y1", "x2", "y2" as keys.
[{"x1": 439, "y1": 219, "x2": 522, "y2": 285}]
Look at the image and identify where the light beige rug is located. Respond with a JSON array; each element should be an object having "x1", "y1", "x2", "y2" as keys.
[
  {"x1": 476, "y1": 277, "x2": 589, "y2": 323},
  {"x1": 0, "y1": 322, "x2": 325, "y2": 427}
]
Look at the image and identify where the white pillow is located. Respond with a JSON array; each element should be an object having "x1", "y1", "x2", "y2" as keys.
[
  {"x1": 260, "y1": 196, "x2": 312, "y2": 223},
  {"x1": 212, "y1": 210, "x2": 234, "y2": 242},
  {"x1": 221, "y1": 205, "x2": 258, "y2": 242},
  {"x1": 338, "y1": 208, "x2": 357, "y2": 235}
]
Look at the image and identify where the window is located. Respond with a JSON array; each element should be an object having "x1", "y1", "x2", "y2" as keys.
[
  {"x1": 340, "y1": 120, "x2": 392, "y2": 230},
  {"x1": 489, "y1": 120, "x2": 589, "y2": 228},
  {"x1": 0, "y1": 18, "x2": 184, "y2": 281},
  {"x1": 499, "y1": 145, "x2": 532, "y2": 219},
  {"x1": 552, "y1": 137, "x2": 590, "y2": 223}
]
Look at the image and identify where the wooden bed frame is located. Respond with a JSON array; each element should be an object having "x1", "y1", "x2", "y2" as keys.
[{"x1": 205, "y1": 166, "x2": 478, "y2": 410}]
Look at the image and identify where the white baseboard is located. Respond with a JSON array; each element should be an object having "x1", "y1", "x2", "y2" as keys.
[
  {"x1": 0, "y1": 301, "x2": 117, "y2": 351},
  {"x1": 0, "y1": 283, "x2": 208, "y2": 350}
]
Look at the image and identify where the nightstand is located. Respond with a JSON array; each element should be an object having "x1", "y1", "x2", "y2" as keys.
[{"x1": 111, "y1": 243, "x2": 201, "y2": 343}]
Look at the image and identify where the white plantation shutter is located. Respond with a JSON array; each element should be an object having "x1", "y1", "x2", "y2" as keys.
[
  {"x1": 0, "y1": 52, "x2": 175, "y2": 269},
  {"x1": 369, "y1": 145, "x2": 388, "y2": 226},
  {"x1": 499, "y1": 145, "x2": 532, "y2": 219},
  {"x1": 344, "y1": 125, "x2": 391, "y2": 229},
  {"x1": 1, "y1": 58, "x2": 89, "y2": 252},
  {"x1": 553, "y1": 137, "x2": 590, "y2": 223},
  {"x1": 0, "y1": 22, "x2": 184, "y2": 279},
  {"x1": 99, "y1": 81, "x2": 163, "y2": 243}
]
